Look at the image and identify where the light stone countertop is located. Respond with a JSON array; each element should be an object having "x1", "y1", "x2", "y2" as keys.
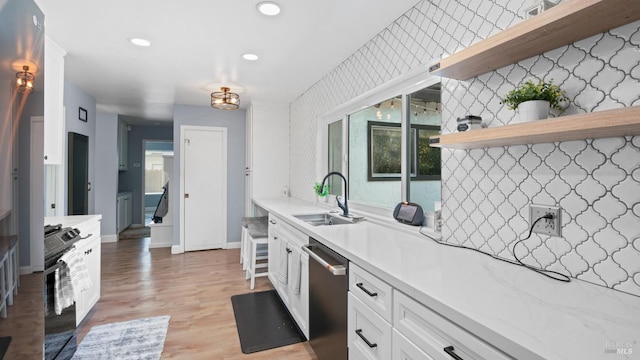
[
  {"x1": 254, "y1": 196, "x2": 640, "y2": 360},
  {"x1": 45, "y1": 214, "x2": 102, "y2": 229}
]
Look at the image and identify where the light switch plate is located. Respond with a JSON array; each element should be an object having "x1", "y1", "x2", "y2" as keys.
[{"x1": 530, "y1": 204, "x2": 561, "y2": 236}]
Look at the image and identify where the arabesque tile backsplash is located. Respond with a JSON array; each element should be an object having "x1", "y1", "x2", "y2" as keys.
[{"x1": 289, "y1": 0, "x2": 640, "y2": 297}]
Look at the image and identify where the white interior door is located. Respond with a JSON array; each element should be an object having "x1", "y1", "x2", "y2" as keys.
[
  {"x1": 182, "y1": 126, "x2": 227, "y2": 252},
  {"x1": 30, "y1": 117, "x2": 45, "y2": 272}
]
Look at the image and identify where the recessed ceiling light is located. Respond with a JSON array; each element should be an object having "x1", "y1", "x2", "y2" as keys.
[
  {"x1": 256, "y1": 1, "x2": 281, "y2": 16},
  {"x1": 129, "y1": 38, "x2": 151, "y2": 47},
  {"x1": 242, "y1": 53, "x2": 259, "y2": 61}
]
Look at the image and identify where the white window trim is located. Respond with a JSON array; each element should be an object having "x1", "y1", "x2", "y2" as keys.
[{"x1": 315, "y1": 64, "x2": 441, "y2": 219}]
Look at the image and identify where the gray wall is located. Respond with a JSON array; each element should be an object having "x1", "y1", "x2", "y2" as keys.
[
  {"x1": 118, "y1": 124, "x2": 173, "y2": 225},
  {"x1": 94, "y1": 112, "x2": 118, "y2": 238},
  {"x1": 172, "y1": 104, "x2": 246, "y2": 246},
  {"x1": 64, "y1": 81, "x2": 97, "y2": 214}
]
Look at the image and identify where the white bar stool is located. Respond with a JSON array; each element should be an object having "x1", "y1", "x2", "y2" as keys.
[
  {"x1": 241, "y1": 217, "x2": 269, "y2": 289},
  {"x1": 241, "y1": 217, "x2": 267, "y2": 269}
]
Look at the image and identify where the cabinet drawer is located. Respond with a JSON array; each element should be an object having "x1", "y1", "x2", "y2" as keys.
[
  {"x1": 393, "y1": 329, "x2": 438, "y2": 360},
  {"x1": 268, "y1": 213, "x2": 281, "y2": 233},
  {"x1": 394, "y1": 291, "x2": 512, "y2": 360},
  {"x1": 279, "y1": 221, "x2": 307, "y2": 247},
  {"x1": 349, "y1": 263, "x2": 393, "y2": 323},
  {"x1": 348, "y1": 293, "x2": 391, "y2": 360}
]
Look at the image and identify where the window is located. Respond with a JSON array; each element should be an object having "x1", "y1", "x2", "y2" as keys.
[
  {"x1": 320, "y1": 75, "x2": 441, "y2": 212},
  {"x1": 367, "y1": 122, "x2": 440, "y2": 181}
]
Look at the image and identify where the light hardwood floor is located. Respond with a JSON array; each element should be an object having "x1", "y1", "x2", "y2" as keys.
[
  {"x1": 78, "y1": 237, "x2": 317, "y2": 359},
  {"x1": 0, "y1": 272, "x2": 44, "y2": 359},
  {"x1": 0, "y1": 237, "x2": 316, "y2": 359}
]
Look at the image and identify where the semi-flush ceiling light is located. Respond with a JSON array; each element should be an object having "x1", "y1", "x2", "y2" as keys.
[
  {"x1": 256, "y1": 1, "x2": 281, "y2": 16},
  {"x1": 242, "y1": 53, "x2": 259, "y2": 61},
  {"x1": 16, "y1": 65, "x2": 35, "y2": 94},
  {"x1": 129, "y1": 38, "x2": 151, "y2": 47},
  {"x1": 211, "y1": 87, "x2": 240, "y2": 110}
]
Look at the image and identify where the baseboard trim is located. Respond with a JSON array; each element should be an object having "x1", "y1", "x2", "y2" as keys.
[
  {"x1": 171, "y1": 245, "x2": 182, "y2": 254},
  {"x1": 149, "y1": 242, "x2": 173, "y2": 249},
  {"x1": 101, "y1": 234, "x2": 118, "y2": 243},
  {"x1": 226, "y1": 242, "x2": 241, "y2": 249}
]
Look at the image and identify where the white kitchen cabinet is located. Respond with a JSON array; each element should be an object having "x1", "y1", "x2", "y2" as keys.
[
  {"x1": 44, "y1": 36, "x2": 66, "y2": 165},
  {"x1": 393, "y1": 290, "x2": 512, "y2": 360},
  {"x1": 45, "y1": 215, "x2": 102, "y2": 326},
  {"x1": 116, "y1": 191, "x2": 132, "y2": 233},
  {"x1": 392, "y1": 329, "x2": 433, "y2": 360},
  {"x1": 287, "y1": 244, "x2": 309, "y2": 338},
  {"x1": 117, "y1": 120, "x2": 128, "y2": 171},
  {"x1": 349, "y1": 263, "x2": 393, "y2": 323},
  {"x1": 348, "y1": 292, "x2": 392, "y2": 360},
  {"x1": 74, "y1": 225, "x2": 101, "y2": 325},
  {"x1": 267, "y1": 213, "x2": 310, "y2": 339},
  {"x1": 245, "y1": 102, "x2": 289, "y2": 216}
]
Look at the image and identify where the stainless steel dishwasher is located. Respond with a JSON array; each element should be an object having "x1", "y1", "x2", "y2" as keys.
[{"x1": 302, "y1": 238, "x2": 348, "y2": 360}]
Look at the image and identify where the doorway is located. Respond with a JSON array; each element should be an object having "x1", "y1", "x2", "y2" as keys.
[
  {"x1": 67, "y1": 132, "x2": 89, "y2": 215},
  {"x1": 142, "y1": 140, "x2": 173, "y2": 226},
  {"x1": 180, "y1": 125, "x2": 227, "y2": 252}
]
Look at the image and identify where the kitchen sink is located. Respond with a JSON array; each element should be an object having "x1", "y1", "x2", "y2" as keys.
[{"x1": 293, "y1": 213, "x2": 355, "y2": 226}]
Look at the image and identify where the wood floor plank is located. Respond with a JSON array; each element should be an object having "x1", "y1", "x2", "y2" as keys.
[
  {"x1": 0, "y1": 272, "x2": 44, "y2": 359},
  {"x1": 77, "y1": 237, "x2": 317, "y2": 359}
]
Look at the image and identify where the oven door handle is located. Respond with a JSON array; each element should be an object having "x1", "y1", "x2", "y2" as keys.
[
  {"x1": 302, "y1": 244, "x2": 346, "y2": 276},
  {"x1": 44, "y1": 262, "x2": 63, "y2": 276}
]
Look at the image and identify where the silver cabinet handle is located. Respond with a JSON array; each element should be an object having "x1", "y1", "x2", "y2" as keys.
[{"x1": 302, "y1": 244, "x2": 346, "y2": 276}]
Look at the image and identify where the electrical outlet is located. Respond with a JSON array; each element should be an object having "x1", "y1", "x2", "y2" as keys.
[{"x1": 530, "y1": 204, "x2": 562, "y2": 236}]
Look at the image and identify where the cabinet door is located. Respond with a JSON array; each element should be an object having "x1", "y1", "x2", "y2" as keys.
[
  {"x1": 392, "y1": 329, "x2": 439, "y2": 360},
  {"x1": 116, "y1": 196, "x2": 125, "y2": 233},
  {"x1": 83, "y1": 236, "x2": 101, "y2": 311},
  {"x1": 75, "y1": 236, "x2": 100, "y2": 326},
  {"x1": 287, "y1": 244, "x2": 309, "y2": 339},
  {"x1": 124, "y1": 195, "x2": 132, "y2": 228},
  {"x1": 267, "y1": 230, "x2": 281, "y2": 291},
  {"x1": 118, "y1": 121, "x2": 128, "y2": 171},
  {"x1": 44, "y1": 36, "x2": 66, "y2": 165}
]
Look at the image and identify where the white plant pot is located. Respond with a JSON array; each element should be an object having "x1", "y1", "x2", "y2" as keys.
[{"x1": 517, "y1": 100, "x2": 550, "y2": 123}]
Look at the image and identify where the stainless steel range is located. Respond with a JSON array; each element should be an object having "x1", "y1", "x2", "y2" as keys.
[{"x1": 44, "y1": 224, "x2": 82, "y2": 360}]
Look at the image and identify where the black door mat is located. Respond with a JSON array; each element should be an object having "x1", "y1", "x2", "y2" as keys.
[
  {"x1": 0, "y1": 336, "x2": 11, "y2": 359},
  {"x1": 231, "y1": 290, "x2": 306, "y2": 354}
]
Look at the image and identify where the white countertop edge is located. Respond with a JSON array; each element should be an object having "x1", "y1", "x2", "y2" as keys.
[
  {"x1": 45, "y1": 214, "x2": 102, "y2": 228},
  {"x1": 253, "y1": 196, "x2": 640, "y2": 360}
]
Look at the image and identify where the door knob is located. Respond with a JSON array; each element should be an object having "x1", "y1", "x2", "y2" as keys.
[{"x1": 184, "y1": 193, "x2": 189, "y2": 198}]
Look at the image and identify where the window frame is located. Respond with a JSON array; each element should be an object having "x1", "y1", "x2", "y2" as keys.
[{"x1": 316, "y1": 67, "x2": 440, "y2": 213}]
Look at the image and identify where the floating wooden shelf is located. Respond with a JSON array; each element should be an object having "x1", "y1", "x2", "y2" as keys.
[
  {"x1": 429, "y1": 106, "x2": 640, "y2": 149},
  {"x1": 429, "y1": 0, "x2": 640, "y2": 80}
]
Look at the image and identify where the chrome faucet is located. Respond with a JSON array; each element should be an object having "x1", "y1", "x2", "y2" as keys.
[{"x1": 320, "y1": 171, "x2": 349, "y2": 217}]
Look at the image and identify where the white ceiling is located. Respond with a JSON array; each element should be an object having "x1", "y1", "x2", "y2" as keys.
[{"x1": 34, "y1": 0, "x2": 419, "y2": 124}]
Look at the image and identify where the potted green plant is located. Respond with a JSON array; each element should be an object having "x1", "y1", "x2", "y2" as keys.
[{"x1": 502, "y1": 79, "x2": 569, "y2": 122}]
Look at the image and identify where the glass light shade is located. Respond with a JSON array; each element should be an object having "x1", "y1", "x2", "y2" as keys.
[
  {"x1": 211, "y1": 87, "x2": 240, "y2": 110},
  {"x1": 16, "y1": 65, "x2": 35, "y2": 94}
]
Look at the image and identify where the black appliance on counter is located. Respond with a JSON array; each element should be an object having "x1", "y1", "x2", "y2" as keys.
[
  {"x1": 303, "y1": 238, "x2": 349, "y2": 360},
  {"x1": 44, "y1": 224, "x2": 82, "y2": 360}
]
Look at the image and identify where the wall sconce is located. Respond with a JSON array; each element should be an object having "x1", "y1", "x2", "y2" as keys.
[
  {"x1": 211, "y1": 87, "x2": 240, "y2": 110},
  {"x1": 16, "y1": 65, "x2": 35, "y2": 94}
]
